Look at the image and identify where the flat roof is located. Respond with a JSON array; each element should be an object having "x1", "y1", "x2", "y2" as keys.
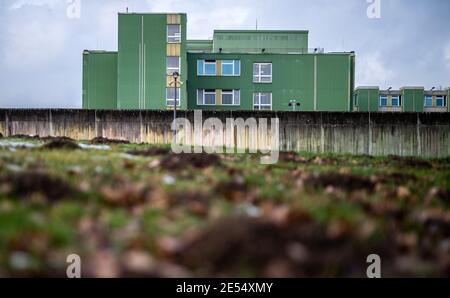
[
  {"x1": 355, "y1": 86, "x2": 379, "y2": 90},
  {"x1": 187, "y1": 39, "x2": 213, "y2": 43},
  {"x1": 399, "y1": 86, "x2": 425, "y2": 90},
  {"x1": 118, "y1": 12, "x2": 186, "y2": 15},
  {"x1": 214, "y1": 30, "x2": 309, "y2": 34},
  {"x1": 83, "y1": 50, "x2": 117, "y2": 54},
  {"x1": 187, "y1": 51, "x2": 353, "y2": 56}
]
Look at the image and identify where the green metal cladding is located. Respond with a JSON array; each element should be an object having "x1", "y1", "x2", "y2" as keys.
[
  {"x1": 82, "y1": 51, "x2": 117, "y2": 109},
  {"x1": 82, "y1": 12, "x2": 448, "y2": 113},
  {"x1": 213, "y1": 30, "x2": 309, "y2": 54},
  {"x1": 188, "y1": 52, "x2": 354, "y2": 111},
  {"x1": 117, "y1": 13, "x2": 187, "y2": 110}
]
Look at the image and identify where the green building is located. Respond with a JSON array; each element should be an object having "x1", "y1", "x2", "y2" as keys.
[
  {"x1": 83, "y1": 12, "x2": 355, "y2": 111},
  {"x1": 354, "y1": 87, "x2": 449, "y2": 112}
]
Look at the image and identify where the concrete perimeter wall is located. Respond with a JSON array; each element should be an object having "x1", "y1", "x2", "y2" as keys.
[{"x1": 0, "y1": 109, "x2": 449, "y2": 157}]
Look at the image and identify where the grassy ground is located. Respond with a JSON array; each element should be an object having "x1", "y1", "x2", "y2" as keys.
[{"x1": 0, "y1": 136, "x2": 449, "y2": 277}]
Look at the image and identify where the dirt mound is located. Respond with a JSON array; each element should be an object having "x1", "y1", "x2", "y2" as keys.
[
  {"x1": 127, "y1": 147, "x2": 171, "y2": 157},
  {"x1": 11, "y1": 134, "x2": 40, "y2": 139},
  {"x1": 171, "y1": 191, "x2": 211, "y2": 216},
  {"x1": 177, "y1": 216, "x2": 385, "y2": 277},
  {"x1": 372, "y1": 172, "x2": 418, "y2": 184},
  {"x1": 91, "y1": 137, "x2": 130, "y2": 145},
  {"x1": 41, "y1": 136, "x2": 75, "y2": 142},
  {"x1": 214, "y1": 178, "x2": 250, "y2": 202},
  {"x1": 0, "y1": 171, "x2": 76, "y2": 201},
  {"x1": 160, "y1": 153, "x2": 222, "y2": 171},
  {"x1": 304, "y1": 172, "x2": 375, "y2": 192},
  {"x1": 279, "y1": 152, "x2": 307, "y2": 163},
  {"x1": 42, "y1": 139, "x2": 80, "y2": 150},
  {"x1": 100, "y1": 182, "x2": 154, "y2": 207},
  {"x1": 388, "y1": 155, "x2": 432, "y2": 169}
]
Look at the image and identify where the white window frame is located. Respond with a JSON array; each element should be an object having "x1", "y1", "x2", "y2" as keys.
[
  {"x1": 424, "y1": 96, "x2": 433, "y2": 107},
  {"x1": 436, "y1": 95, "x2": 445, "y2": 107},
  {"x1": 167, "y1": 25, "x2": 181, "y2": 43},
  {"x1": 166, "y1": 87, "x2": 181, "y2": 107},
  {"x1": 203, "y1": 60, "x2": 217, "y2": 76},
  {"x1": 391, "y1": 95, "x2": 401, "y2": 107},
  {"x1": 379, "y1": 95, "x2": 388, "y2": 107},
  {"x1": 166, "y1": 56, "x2": 181, "y2": 76},
  {"x1": 221, "y1": 90, "x2": 240, "y2": 106},
  {"x1": 253, "y1": 63, "x2": 272, "y2": 83},
  {"x1": 221, "y1": 60, "x2": 240, "y2": 76},
  {"x1": 253, "y1": 92, "x2": 272, "y2": 110},
  {"x1": 197, "y1": 89, "x2": 216, "y2": 106}
]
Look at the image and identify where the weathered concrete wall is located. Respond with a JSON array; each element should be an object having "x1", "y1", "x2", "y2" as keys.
[{"x1": 0, "y1": 109, "x2": 449, "y2": 157}]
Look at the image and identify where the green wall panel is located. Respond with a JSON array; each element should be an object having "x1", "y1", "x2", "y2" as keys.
[
  {"x1": 82, "y1": 51, "x2": 117, "y2": 109},
  {"x1": 402, "y1": 88, "x2": 424, "y2": 112},
  {"x1": 213, "y1": 30, "x2": 309, "y2": 54},
  {"x1": 117, "y1": 13, "x2": 187, "y2": 110},
  {"x1": 187, "y1": 53, "x2": 352, "y2": 111},
  {"x1": 355, "y1": 88, "x2": 379, "y2": 112}
]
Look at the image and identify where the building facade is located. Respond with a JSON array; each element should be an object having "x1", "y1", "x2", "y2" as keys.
[
  {"x1": 354, "y1": 87, "x2": 450, "y2": 113},
  {"x1": 83, "y1": 12, "x2": 355, "y2": 112},
  {"x1": 82, "y1": 12, "x2": 448, "y2": 113}
]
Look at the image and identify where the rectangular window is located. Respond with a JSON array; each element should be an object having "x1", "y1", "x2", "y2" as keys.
[
  {"x1": 166, "y1": 56, "x2": 180, "y2": 76},
  {"x1": 197, "y1": 60, "x2": 204, "y2": 75},
  {"x1": 379, "y1": 96, "x2": 387, "y2": 107},
  {"x1": 166, "y1": 87, "x2": 181, "y2": 106},
  {"x1": 424, "y1": 96, "x2": 433, "y2": 107},
  {"x1": 198, "y1": 89, "x2": 216, "y2": 105},
  {"x1": 221, "y1": 90, "x2": 234, "y2": 105},
  {"x1": 391, "y1": 95, "x2": 400, "y2": 106},
  {"x1": 197, "y1": 59, "x2": 240, "y2": 76},
  {"x1": 221, "y1": 90, "x2": 240, "y2": 105},
  {"x1": 436, "y1": 96, "x2": 445, "y2": 107},
  {"x1": 253, "y1": 63, "x2": 272, "y2": 83},
  {"x1": 197, "y1": 89, "x2": 240, "y2": 106},
  {"x1": 233, "y1": 90, "x2": 240, "y2": 105},
  {"x1": 221, "y1": 60, "x2": 241, "y2": 76},
  {"x1": 204, "y1": 61, "x2": 216, "y2": 75},
  {"x1": 167, "y1": 25, "x2": 181, "y2": 43},
  {"x1": 253, "y1": 92, "x2": 272, "y2": 110}
]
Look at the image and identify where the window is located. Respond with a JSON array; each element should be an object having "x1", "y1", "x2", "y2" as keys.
[
  {"x1": 167, "y1": 25, "x2": 181, "y2": 43},
  {"x1": 391, "y1": 95, "x2": 400, "y2": 107},
  {"x1": 436, "y1": 96, "x2": 445, "y2": 107},
  {"x1": 197, "y1": 60, "x2": 216, "y2": 76},
  {"x1": 253, "y1": 63, "x2": 272, "y2": 83},
  {"x1": 253, "y1": 92, "x2": 272, "y2": 110},
  {"x1": 197, "y1": 89, "x2": 216, "y2": 105},
  {"x1": 424, "y1": 96, "x2": 433, "y2": 107},
  {"x1": 204, "y1": 61, "x2": 216, "y2": 76},
  {"x1": 166, "y1": 56, "x2": 180, "y2": 76},
  {"x1": 166, "y1": 88, "x2": 181, "y2": 106},
  {"x1": 197, "y1": 59, "x2": 240, "y2": 76},
  {"x1": 221, "y1": 60, "x2": 241, "y2": 76},
  {"x1": 379, "y1": 96, "x2": 387, "y2": 107},
  {"x1": 221, "y1": 90, "x2": 240, "y2": 105},
  {"x1": 197, "y1": 89, "x2": 240, "y2": 106}
]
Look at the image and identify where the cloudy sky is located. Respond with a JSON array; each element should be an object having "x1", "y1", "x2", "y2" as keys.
[{"x1": 0, "y1": 0, "x2": 449, "y2": 108}]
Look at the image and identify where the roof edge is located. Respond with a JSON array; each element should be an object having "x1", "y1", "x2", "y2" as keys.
[{"x1": 213, "y1": 29, "x2": 309, "y2": 34}]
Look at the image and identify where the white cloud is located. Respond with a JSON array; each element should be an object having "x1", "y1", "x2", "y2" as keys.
[
  {"x1": 356, "y1": 52, "x2": 394, "y2": 87},
  {"x1": 9, "y1": 0, "x2": 62, "y2": 10},
  {"x1": 445, "y1": 42, "x2": 450, "y2": 70},
  {"x1": 147, "y1": 0, "x2": 252, "y2": 38}
]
